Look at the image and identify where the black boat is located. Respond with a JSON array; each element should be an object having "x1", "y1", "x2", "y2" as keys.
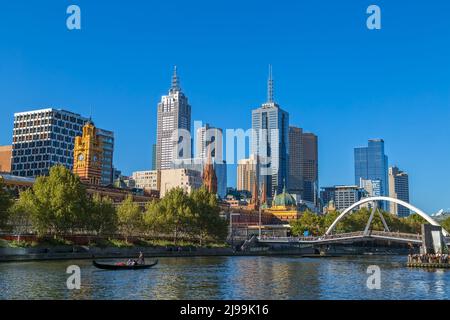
[{"x1": 93, "y1": 260, "x2": 158, "y2": 270}]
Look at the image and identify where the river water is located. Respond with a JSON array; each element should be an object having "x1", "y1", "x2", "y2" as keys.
[{"x1": 0, "y1": 255, "x2": 449, "y2": 300}]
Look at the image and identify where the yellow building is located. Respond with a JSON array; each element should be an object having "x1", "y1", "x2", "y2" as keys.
[
  {"x1": 73, "y1": 121, "x2": 103, "y2": 185},
  {"x1": 266, "y1": 186, "x2": 301, "y2": 222}
]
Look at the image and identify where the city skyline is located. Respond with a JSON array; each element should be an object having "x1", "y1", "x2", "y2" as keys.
[{"x1": 0, "y1": 1, "x2": 449, "y2": 214}]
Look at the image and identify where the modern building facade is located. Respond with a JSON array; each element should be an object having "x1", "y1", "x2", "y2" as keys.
[
  {"x1": 320, "y1": 187, "x2": 336, "y2": 209},
  {"x1": 195, "y1": 124, "x2": 227, "y2": 198},
  {"x1": 252, "y1": 66, "x2": 289, "y2": 200},
  {"x1": 132, "y1": 170, "x2": 160, "y2": 191},
  {"x1": 159, "y1": 168, "x2": 203, "y2": 198},
  {"x1": 302, "y1": 132, "x2": 319, "y2": 205},
  {"x1": 0, "y1": 146, "x2": 12, "y2": 173},
  {"x1": 360, "y1": 178, "x2": 382, "y2": 197},
  {"x1": 11, "y1": 108, "x2": 88, "y2": 177},
  {"x1": 97, "y1": 128, "x2": 114, "y2": 186},
  {"x1": 156, "y1": 67, "x2": 192, "y2": 170},
  {"x1": 73, "y1": 121, "x2": 103, "y2": 185},
  {"x1": 288, "y1": 126, "x2": 303, "y2": 196},
  {"x1": 321, "y1": 185, "x2": 367, "y2": 211},
  {"x1": 196, "y1": 124, "x2": 223, "y2": 161},
  {"x1": 151, "y1": 144, "x2": 157, "y2": 170},
  {"x1": 388, "y1": 166, "x2": 410, "y2": 217},
  {"x1": 354, "y1": 139, "x2": 389, "y2": 196},
  {"x1": 237, "y1": 154, "x2": 258, "y2": 193},
  {"x1": 172, "y1": 157, "x2": 227, "y2": 199}
]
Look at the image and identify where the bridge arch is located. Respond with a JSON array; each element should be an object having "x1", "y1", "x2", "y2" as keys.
[{"x1": 325, "y1": 196, "x2": 449, "y2": 237}]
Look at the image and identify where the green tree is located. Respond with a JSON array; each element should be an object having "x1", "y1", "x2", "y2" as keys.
[
  {"x1": 190, "y1": 187, "x2": 227, "y2": 245},
  {"x1": 87, "y1": 194, "x2": 117, "y2": 235},
  {"x1": 291, "y1": 211, "x2": 322, "y2": 236},
  {"x1": 117, "y1": 195, "x2": 143, "y2": 242},
  {"x1": 440, "y1": 217, "x2": 450, "y2": 234},
  {"x1": 15, "y1": 166, "x2": 88, "y2": 236},
  {"x1": 143, "y1": 200, "x2": 162, "y2": 237},
  {"x1": 0, "y1": 179, "x2": 12, "y2": 229},
  {"x1": 321, "y1": 211, "x2": 341, "y2": 234},
  {"x1": 403, "y1": 213, "x2": 426, "y2": 234},
  {"x1": 144, "y1": 187, "x2": 192, "y2": 245},
  {"x1": 8, "y1": 198, "x2": 32, "y2": 242}
]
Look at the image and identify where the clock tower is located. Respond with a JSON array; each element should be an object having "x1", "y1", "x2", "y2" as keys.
[{"x1": 73, "y1": 120, "x2": 103, "y2": 185}]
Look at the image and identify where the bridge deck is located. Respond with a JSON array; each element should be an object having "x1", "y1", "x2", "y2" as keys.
[{"x1": 258, "y1": 231, "x2": 450, "y2": 245}]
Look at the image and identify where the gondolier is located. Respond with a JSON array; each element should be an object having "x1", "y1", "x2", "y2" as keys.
[{"x1": 138, "y1": 252, "x2": 145, "y2": 265}]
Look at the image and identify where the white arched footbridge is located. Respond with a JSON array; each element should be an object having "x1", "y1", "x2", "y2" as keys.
[
  {"x1": 258, "y1": 196, "x2": 450, "y2": 245},
  {"x1": 325, "y1": 196, "x2": 449, "y2": 237}
]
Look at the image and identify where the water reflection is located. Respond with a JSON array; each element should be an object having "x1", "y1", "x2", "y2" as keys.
[{"x1": 0, "y1": 256, "x2": 449, "y2": 300}]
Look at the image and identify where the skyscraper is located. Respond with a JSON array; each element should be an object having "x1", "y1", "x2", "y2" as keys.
[
  {"x1": 252, "y1": 66, "x2": 289, "y2": 200},
  {"x1": 301, "y1": 132, "x2": 319, "y2": 205},
  {"x1": 288, "y1": 126, "x2": 303, "y2": 196},
  {"x1": 196, "y1": 124, "x2": 226, "y2": 198},
  {"x1": 151, "y1": 144, "x2": 157, "y2": 171},
  {"x1": 388, "y1": 166, "x2": 410, "y2": 217},
  {"x1": 237, "y1": 154, "x2": 258, "y2": 193},
  {"x1": 156, "y1": 67, "x2": 191, "y2": 170},
  {"x1": 354, "y1": 139, "x2": 389, "y2": 200},
  {"x1": 97, "y1": 128, "x2": 114, "y2": 186},
  {"x1": 196, "y1": 124, "x2": 223, "y2": 161},
  {"x1": 11, "y1": 108, "x2": 88, "y2": 177}
]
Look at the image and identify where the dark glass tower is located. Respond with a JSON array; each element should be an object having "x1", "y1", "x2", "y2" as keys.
[{"x1": 252, "y1": 66, "x2": 289, "y2": 200}]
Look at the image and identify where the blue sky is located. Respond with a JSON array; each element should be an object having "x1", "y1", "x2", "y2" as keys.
[{"x1": 0, "y1": 0, "x2": 449, "y2": 213}]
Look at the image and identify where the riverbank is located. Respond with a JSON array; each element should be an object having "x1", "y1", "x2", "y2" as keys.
[
  {"x1": 0, "y1": 245, "x2": 319, "y2": 262},
  {"x1": 0, "y1": 244, "x2": 412, "y2": 262}
]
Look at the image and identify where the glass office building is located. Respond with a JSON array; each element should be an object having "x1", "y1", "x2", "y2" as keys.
[
  {"x1": 252, "y1": 67, "x2": 289, "y2": 200},
  {"x1": 354, "y1": 139, "x2": 389, "y2": 208},
  {"x1": 97, "y1": 128, "x2": 115, "y2": 186}
]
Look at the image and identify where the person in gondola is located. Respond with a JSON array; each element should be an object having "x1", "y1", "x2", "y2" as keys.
[{"x1": 137, "y1": 252, "x2": 145, "y2": 265}]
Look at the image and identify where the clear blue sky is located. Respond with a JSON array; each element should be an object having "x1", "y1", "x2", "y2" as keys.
[{"x1": 0, "y1": 0, "x2": 449, "y2": 213}]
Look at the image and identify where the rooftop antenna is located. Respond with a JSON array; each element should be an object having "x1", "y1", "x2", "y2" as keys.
[
  {"x1": 267, "y1": 64, "x2": 274, "y2": 103},
  {"x1": 171, "y1": 65, "x2": 180, "y2": 92}
]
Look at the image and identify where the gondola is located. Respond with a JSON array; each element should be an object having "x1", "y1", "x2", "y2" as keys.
[{"x1": 93, "y1": 260, "x2": 158, "y2": 270}]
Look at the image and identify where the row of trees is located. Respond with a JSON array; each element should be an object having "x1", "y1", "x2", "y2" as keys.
[
  {"x1": 1, "y1": 165, "x2": 450, "y2": 243},
  {"x1": 0, "y1": 166, "x2": 227, "y2": 245},
  {"x1": 290, "y1": 208, "x2": 450, "y2": 237}
]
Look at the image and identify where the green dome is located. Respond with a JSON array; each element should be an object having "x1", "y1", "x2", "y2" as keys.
[{"x1": 272, "y1": 188, "x2": 297, "y2": 207}]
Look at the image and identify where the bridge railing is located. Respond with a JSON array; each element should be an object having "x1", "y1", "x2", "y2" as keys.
[
  {"x1": 259, "y1": 231, "x2": 366, "y2": 242},
  {"x1": 259, "y1": 230, "x2": 424, "y2": 243},
  {"x1": 369, "y1": 230, "x2": 422, "y2": 241}
]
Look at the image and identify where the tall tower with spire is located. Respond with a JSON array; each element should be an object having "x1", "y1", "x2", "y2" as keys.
[
  {"x1": 251, "y1": 65, "x2": 289, "y2": 201},
  {"x1": 156, "y1": 66, "x2": 192, "y2": 170}
]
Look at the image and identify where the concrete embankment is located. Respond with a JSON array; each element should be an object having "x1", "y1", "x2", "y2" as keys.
[{"x1": 0, "y1": 246, "x2": 315, "y2": 262}]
